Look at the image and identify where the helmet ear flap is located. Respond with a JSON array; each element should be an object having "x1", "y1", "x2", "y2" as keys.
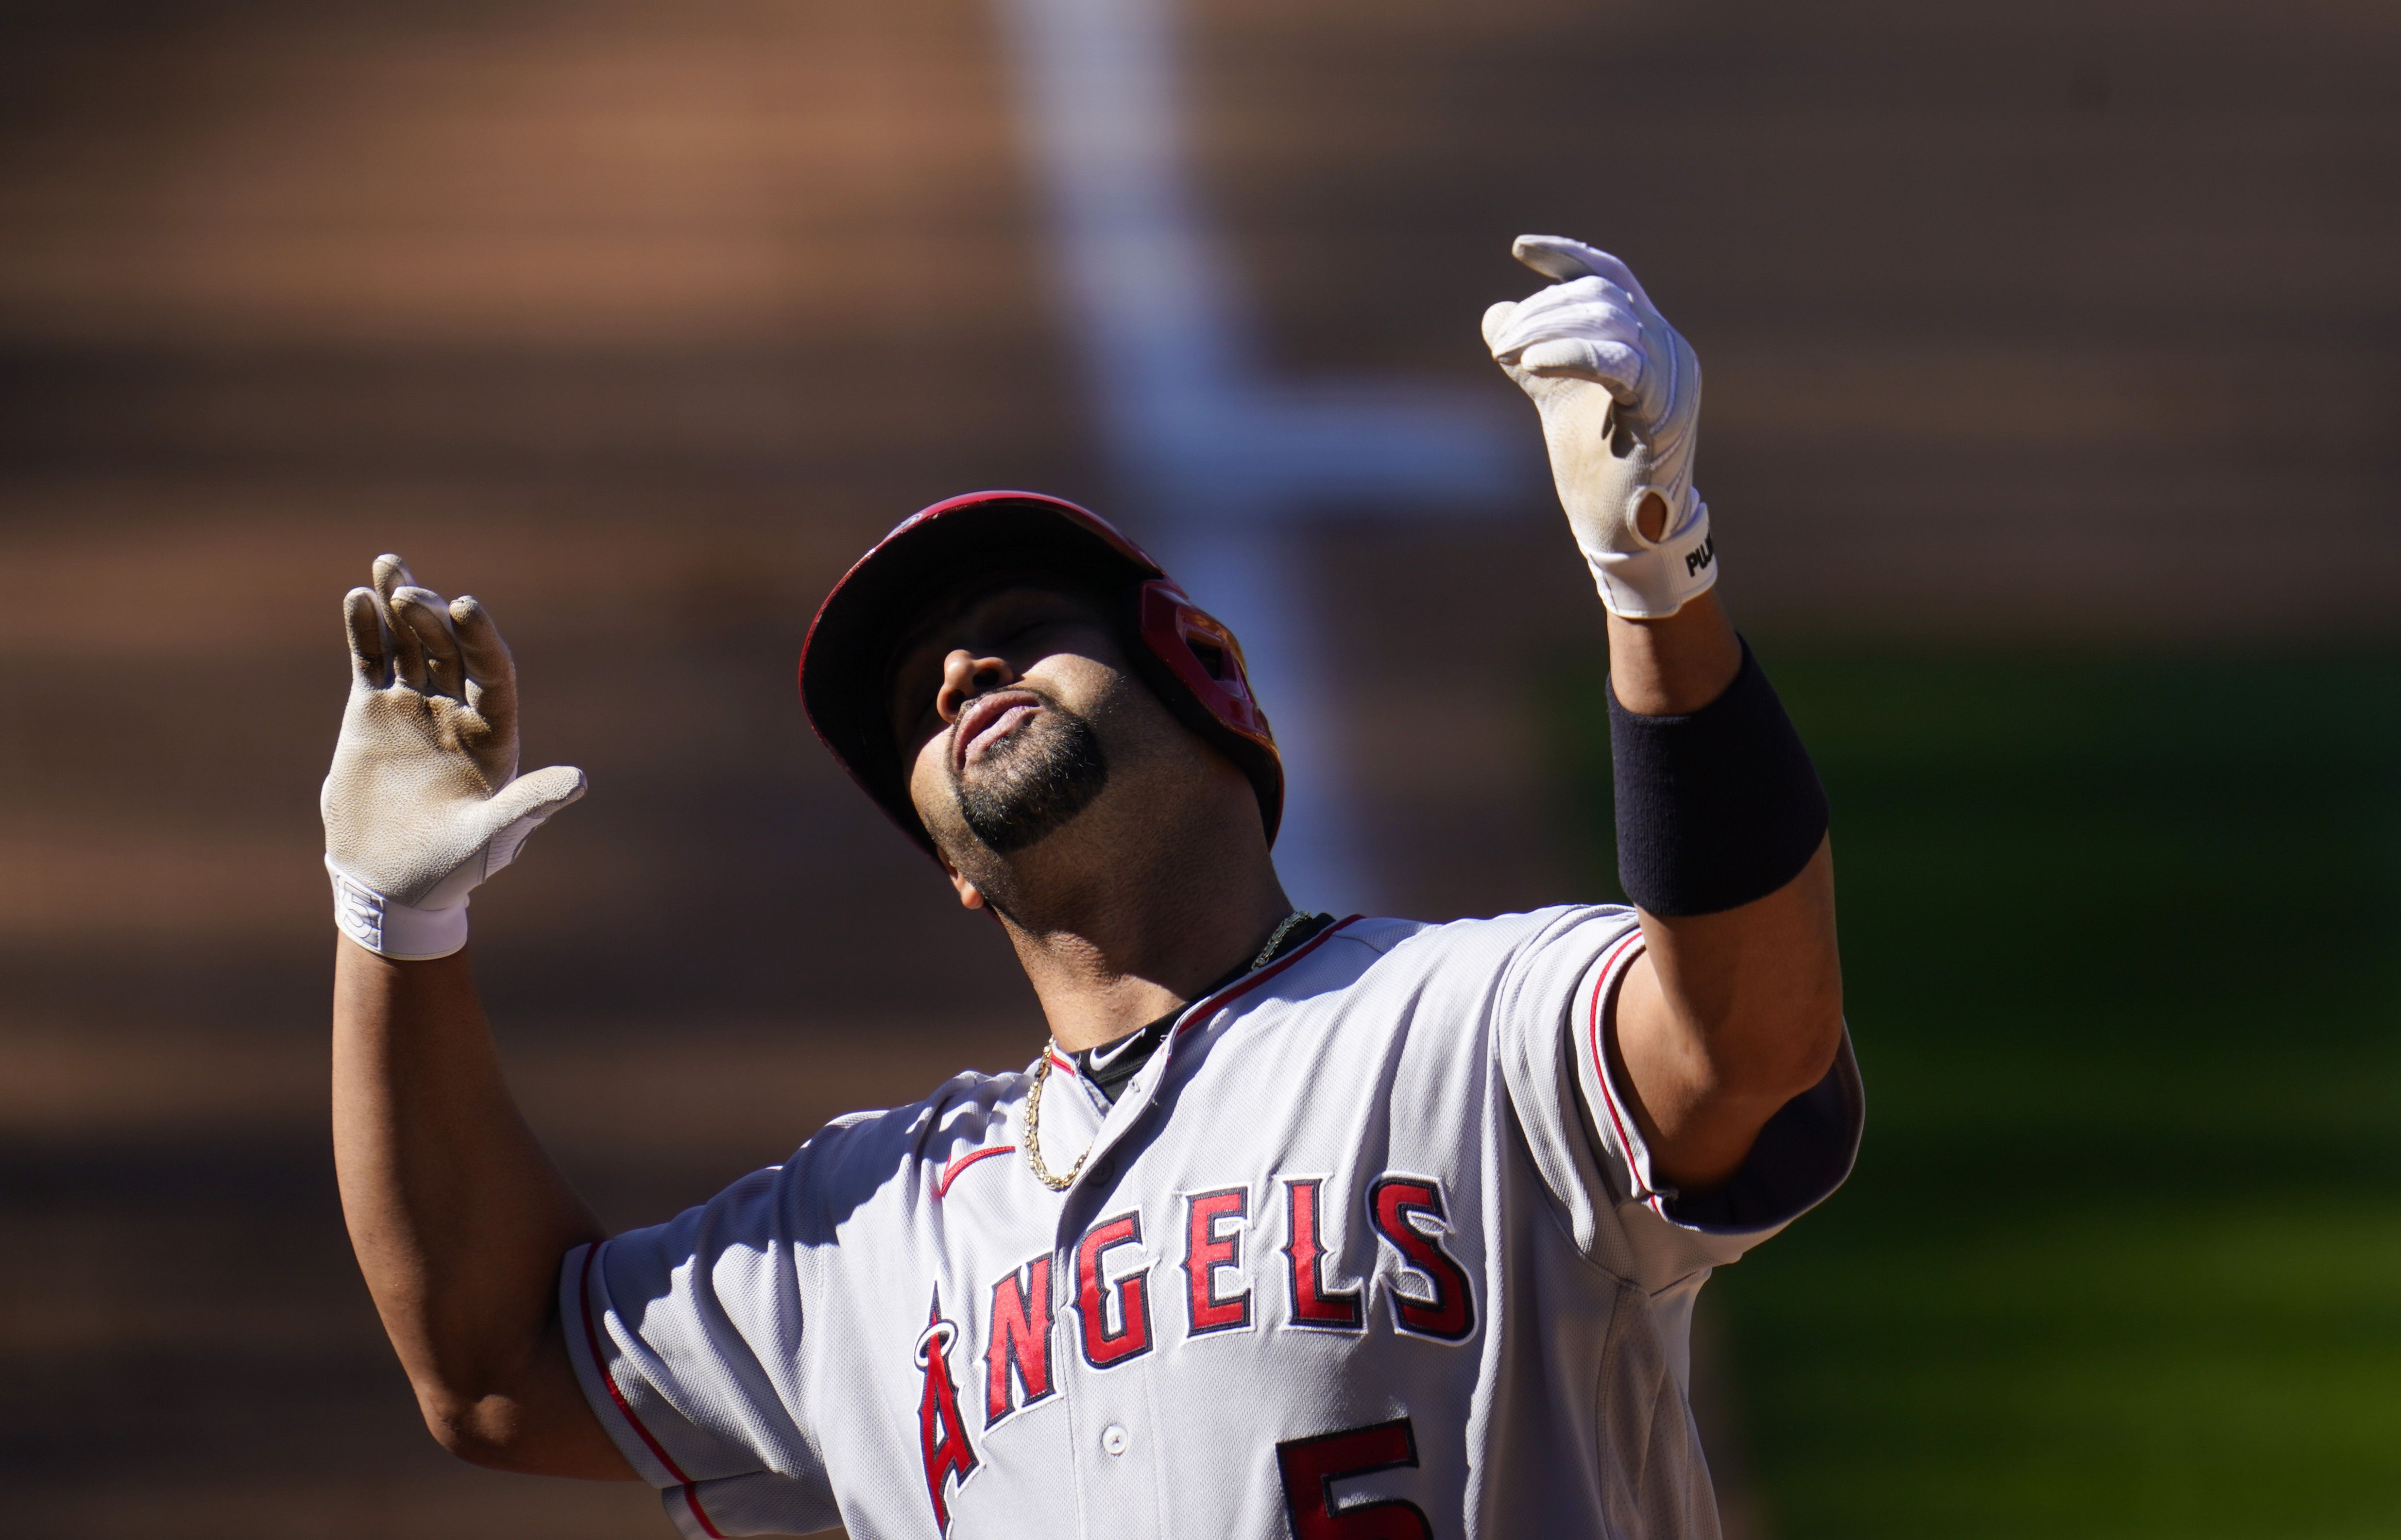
[
  {"x1": 1133, "y1": 580, "x2": 1283, "y2": 843},
  {"x1": 1135, "y1": 581, "x2": 1272, "y2": 746}
]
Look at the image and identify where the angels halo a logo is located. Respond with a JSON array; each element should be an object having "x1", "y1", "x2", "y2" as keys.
[{"x1": 916, "y1": 1290, "x2": 978, "y2": 1531}]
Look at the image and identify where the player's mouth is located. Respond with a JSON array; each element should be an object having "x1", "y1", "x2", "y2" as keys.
[{"x1": 953, "y1": 689, "x2": 1043, "y2": 770}]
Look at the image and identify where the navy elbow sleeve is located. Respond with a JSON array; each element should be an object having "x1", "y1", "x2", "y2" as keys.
[{"x1": 1606, "y1": 639, "x2": 1829, "y2": 916}]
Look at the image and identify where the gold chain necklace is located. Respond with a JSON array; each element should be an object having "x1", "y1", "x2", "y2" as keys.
[{"x1": 1022, "y1": 910, "x2": 1314, "y2": 1192}]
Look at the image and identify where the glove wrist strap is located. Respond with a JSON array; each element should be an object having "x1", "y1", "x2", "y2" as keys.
[
  {"x1": 327, "y1": 856, "x2": 469, "y2": 961},
  {"x1": 1588, "y1": 499, "x2": 1718, "y2": 619}
]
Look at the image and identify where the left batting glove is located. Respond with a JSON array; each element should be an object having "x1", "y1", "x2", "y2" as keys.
[
  {"x1": 321, "y1": 555, "x2": 585, "y2": 961},
  {"x1": 1483, "y1": 235, "x2": 1715, "y2": 619}
]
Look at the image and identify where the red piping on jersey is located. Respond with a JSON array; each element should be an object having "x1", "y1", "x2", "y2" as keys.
[
  {"x1": 936, "y1": 1144, "x2": 1014, "y2": 1197},
  {"x1": 1173, "y1": 914, "x2": 1363, "y2": 1040},
  {"x1": 1046, "y1": 1049, "x2": 1078, "y2": 1078},
  {"x1": 1582, "y1": 928, "x2": 1671, "y2": 1221},
  {"x1": 577, "y1": 1245, "x2": 728, "y2": 1539}
]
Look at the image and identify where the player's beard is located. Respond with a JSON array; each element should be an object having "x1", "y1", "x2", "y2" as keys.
[{"x1": 946, "y1": 694, "x2": 1110, "y2": 856}]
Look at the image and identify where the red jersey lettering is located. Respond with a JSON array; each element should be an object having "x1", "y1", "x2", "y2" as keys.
[
  {"x1": 1368, "y1": 1177, "x2": 1475, "y2": 1341},
  {"x1": 1181, "y1": 1186, "x2": 1252, "y2": 1334},
  {"x1": 1282, "y1": 1177, "x2": 1364, "y2": 1330},
  {"x1": 982, "y1": 1255, "x2": 1056, "y2": 1426},
  {"x1": 1073, "y1": 1212, "x2": 1154, "y2": 1367}
]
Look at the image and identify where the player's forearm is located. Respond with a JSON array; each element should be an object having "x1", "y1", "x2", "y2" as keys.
[
  {"x1": 1603, "y1": 589, "x2": 1742, "y2": 714},
  {"x1": 331, "y1": 938, "x2": 613, "y2": 1468},
  {"x1": 1604, "y1": 591, "x2": 1841, "y2": 1066},
  {"x1": 1603, "y1": 596, "x2": 1844, "y2": 1191}
]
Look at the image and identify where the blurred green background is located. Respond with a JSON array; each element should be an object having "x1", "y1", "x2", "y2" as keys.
[{"x1": 1558, "y1": 646, "x2": 2401, "y2": 1538}]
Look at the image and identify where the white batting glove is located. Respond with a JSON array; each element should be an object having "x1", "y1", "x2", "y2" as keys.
[
  {"x1": 1483, "y1": 235, "x2": 1715, "y2": 619},
  {"x1": 321, "y1": 555, "x2": 586, "y2": 961}
]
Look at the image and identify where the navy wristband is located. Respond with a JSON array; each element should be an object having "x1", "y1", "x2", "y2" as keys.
[{"x1": 1606, "y1": 638, "x2": 1829, "y2": 916}]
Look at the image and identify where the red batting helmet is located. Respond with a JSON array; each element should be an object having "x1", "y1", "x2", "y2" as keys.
[{"x1": 798, "y1": 491, "x2": 1282, "y2": 859}]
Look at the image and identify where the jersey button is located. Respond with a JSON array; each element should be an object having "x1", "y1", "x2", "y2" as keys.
[{"x1": 1101, "y1": 1424, "x2": 1129, "y2": 1457}]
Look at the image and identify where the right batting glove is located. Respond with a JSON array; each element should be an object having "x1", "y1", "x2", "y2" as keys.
[
  {"x1": 1483, "y1": 235, "x2": 1715, "y2": 619},
  {"x1": 321, "y1": 555, "x2": 585, "y2": 961}
]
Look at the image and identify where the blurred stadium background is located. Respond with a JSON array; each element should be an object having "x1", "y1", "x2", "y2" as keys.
[{"x1": 1, "y1": 0, "x2": 2394, "y2": 1535}]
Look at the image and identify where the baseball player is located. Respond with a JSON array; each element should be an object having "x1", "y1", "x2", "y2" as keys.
[{"x1": 324, "y1": 236, "x2": 1860, "y2": 1539}]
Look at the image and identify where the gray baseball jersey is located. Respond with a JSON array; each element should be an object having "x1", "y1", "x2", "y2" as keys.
[{"x1": 562, "y1": 905, "x2": 1863, "y2": 1539}]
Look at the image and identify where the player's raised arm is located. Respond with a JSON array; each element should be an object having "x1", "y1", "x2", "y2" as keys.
[
  {"x1": 323, "y1": 556, "x2": 631, "y2": 1478},
  {"x1": 1487, "y1": 236, "x2": 1845, "y2": 1193}
]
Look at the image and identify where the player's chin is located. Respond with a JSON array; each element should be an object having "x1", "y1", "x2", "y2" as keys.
[{"x1": 948, "y1": 718, "x2": 1110, "y2": 858}]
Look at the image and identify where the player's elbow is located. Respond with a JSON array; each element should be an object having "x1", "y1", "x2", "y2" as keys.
[
  {"x1": 1766, "y1": 996, "x2": 1846, "y2": 1104},
  {"x1": 414, "y1": 1362, "x2": 605, "y2": 1476},
  {"x1": 1726, "y1": 970, "x2": 1845, "y2": 1107},
  {"x1": 407, "y1": 1349, "x2": 636, "y2": 1480},
  {"x1": 1687, "y1": 937, "x2": 1844, "y2": 1109},
  {"x1": 417, "y1": 1383, "x2": 535, "y2": 1470}
]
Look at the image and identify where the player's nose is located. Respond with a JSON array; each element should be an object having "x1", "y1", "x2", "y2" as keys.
[{"x1": 935, "y1": 650, "x2": 1018, "y2": 725}]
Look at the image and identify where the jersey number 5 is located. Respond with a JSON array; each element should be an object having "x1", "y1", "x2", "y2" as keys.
[{"x1": 1276, "y1": 1417, "x2": 1434, "y2": 1540}]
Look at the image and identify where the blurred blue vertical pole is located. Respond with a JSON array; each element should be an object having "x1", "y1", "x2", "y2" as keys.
[{"x1": 996, "y1": 0, "x2": 1524, "y2": 914}]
